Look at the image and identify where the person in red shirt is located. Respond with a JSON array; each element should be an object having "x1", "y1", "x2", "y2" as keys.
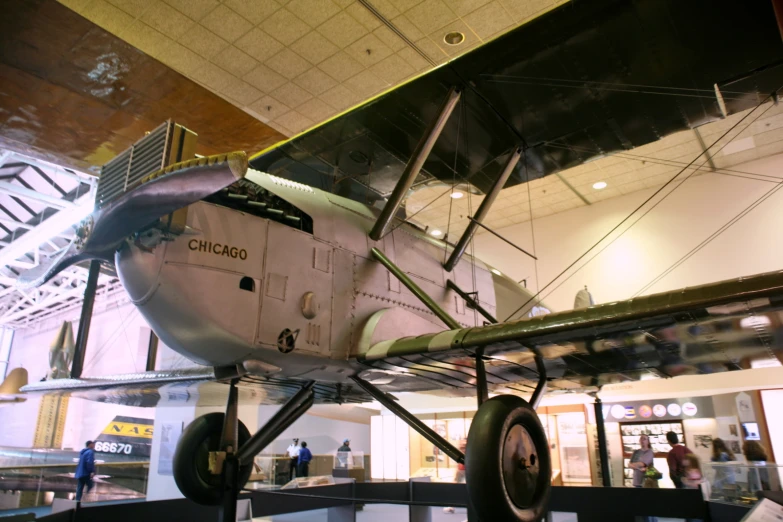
[{"x1": 666, "y1": 431, "x2": 693, "y2": 489}]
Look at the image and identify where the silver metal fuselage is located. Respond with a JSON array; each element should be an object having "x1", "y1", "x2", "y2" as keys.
[{"x1": 116, "y1": 169, "x2": 533, "y2": 383}]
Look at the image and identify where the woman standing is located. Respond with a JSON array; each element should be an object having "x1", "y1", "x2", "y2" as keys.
[
  {"x1": 743, "y1": 440, "x2": 771, "y2": 492},
  {"x1": 711, "y1": 438, "x2": 736, "y2": 490},
  {"x1": 628, "y1": 435, "x2": 655, "y2": 488}
]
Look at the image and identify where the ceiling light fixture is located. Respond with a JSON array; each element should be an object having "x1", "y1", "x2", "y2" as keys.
[
  {"x1": 450, "y1": 191, "x2": 464, "y2": 199},
  {"x1": 444, "y1": 32, "x2": 465, "y2": 46},
  {"x1": 430, "y1": 229, "x2": 443, "y2": 237},
  {"x1": 592, "y1": 181, "x2": 607, "y2": 190},
  {"x1": 491, "y1": 268, "x2": 502, "y2": 276}
]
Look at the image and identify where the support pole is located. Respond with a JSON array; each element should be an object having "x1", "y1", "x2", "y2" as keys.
[
  {"x1": 444, "y1": 147, "x2": 521, "y2": 272},
  {"x1": 237, "y1": 382, "x2": 315, "y2": 466},
  {"x1": 446, "y1": 280, "x2": 497, "y2": 324},
  {"x1": 70, "y1": 259, "x2": 100, "y2": 379},
  {"x1": 594, "y1": 397, "x2": 611, "y2": 487},
  {"x1": 370, "y1": 248, "x2": 461, "y2": 330},
  {"x1": 370, "y1": 87, "x2": 461, "y2": 240},
  {"x1": 475, "y1": 347, "x2": 488, "y2": 408},
  {"x1": 530, "y1": 353, "x2": 547, "y2": 410},
  {"x1": 351, "y1": 376, "x2": 464, "y2": 464},
  {"x1": 145, "y1": 331, "x2": 159, "y2": 371}
]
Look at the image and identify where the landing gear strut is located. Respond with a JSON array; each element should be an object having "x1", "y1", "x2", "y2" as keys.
[{"x1": 173, "y1": 380, "x2": 315, "y2": 521}]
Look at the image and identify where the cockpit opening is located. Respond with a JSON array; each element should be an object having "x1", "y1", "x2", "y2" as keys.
[{"x1": 204, "y1": 179, "x2": 314, "y2": 234}]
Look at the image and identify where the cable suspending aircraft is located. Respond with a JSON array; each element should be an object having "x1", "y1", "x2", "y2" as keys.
[{"x1": 14, "y1": 0, "x2": 783, "y2": 520}]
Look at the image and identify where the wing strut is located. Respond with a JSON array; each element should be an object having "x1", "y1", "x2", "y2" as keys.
[
  {"x1": 371, "y1": 247, "x2": 461, "y2": 329},
  {"x1": 446, "y1": 279, "x2": 497, "y2": 323},
  {"x1": 444, "y1": 147, "x2": 522, "y2": 271},
  {"x1": 351, "y1": 375, "x2": 465, "y2": 464},
  {"x1": 369, "y1": 87, "x2": 462, "y2": 240}
]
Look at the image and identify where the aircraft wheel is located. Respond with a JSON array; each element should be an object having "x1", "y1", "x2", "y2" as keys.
[
  {"x1": 173, "y1": 412, "x2": 253, "y2": 505},
  {"x1": 466, "y1": 395, "x2": 551, "y2": 522}
]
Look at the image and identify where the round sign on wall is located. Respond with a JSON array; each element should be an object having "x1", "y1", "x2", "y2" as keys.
[
  {"x1": 653, "y1": 404, "x2": 667, "y2": 417},
  {"x1": 682, "y1": 402, "x2": 698, "y2": 416},
  {"x1": 639, "y1": 405, "x2": 652, "y2": 418},
  {"x1": 625, "y1": 407, "x2": 636, "y2": 419},
  {"x1": 667, "y1": 403, "x2": 682, "y2": 416},
  {"x1": 611, "y1": 404, "x2": 626, "y2": 420}
]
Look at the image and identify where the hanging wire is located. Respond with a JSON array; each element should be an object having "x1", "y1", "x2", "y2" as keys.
[
  {"x1": 523, "y1": 151, "x2": 541, "y2": 315},
  {"x1": 502, "y1": 91, "x2": 780, "y2": 321},
  {"x1": 443, "y1": 95, "x2": 463, "y2": 262},
  {"x1": 634, "y1": 180, "x2": 783, "y2": 297}
]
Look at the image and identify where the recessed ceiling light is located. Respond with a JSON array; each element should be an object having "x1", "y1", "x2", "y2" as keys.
[
  {"x1": 430, "y1": 229, "x2": 443, "y2": 237},
  {"x1": 450, "y1": 191, "x2": 464, "y2": 199},
  {"x1": 444, "y1": 31, "x2": 465, "y2": 46},
  {"x1": 491, "y1": 268, "x2": 502, "y2": 276},
  {"x1": 592, "y1": 181, "x2": 607, "y2": 190}
]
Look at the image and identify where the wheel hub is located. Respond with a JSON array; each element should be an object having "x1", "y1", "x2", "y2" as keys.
[{"x1": 502, "y1": 424, "x2": 540, "y2": 508}]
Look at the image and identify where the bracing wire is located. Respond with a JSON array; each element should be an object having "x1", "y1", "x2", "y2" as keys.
[
  {"x1": 502, "y1": 92, "x2": 779, "y2": 322},
  {"x1": 523, "y1": 151, "x2": 541, "y2": 315}
]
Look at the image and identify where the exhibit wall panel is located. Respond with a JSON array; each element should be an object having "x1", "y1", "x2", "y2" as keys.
[
  {"x1": 474, "y1": 153, "x2": 783, "y2": 312},
  {"x1": 760, "y1": 389, "x2": 783, "y2": 485}
]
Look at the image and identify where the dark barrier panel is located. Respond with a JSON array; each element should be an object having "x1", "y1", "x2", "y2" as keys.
[{"x1": 33, "y1": 483, "x2": 752, "y2": 522}]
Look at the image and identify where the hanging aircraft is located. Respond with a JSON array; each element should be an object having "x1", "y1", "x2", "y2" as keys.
[{"x1": 11, "y1": 0, "x2": 783, "y2": 520}]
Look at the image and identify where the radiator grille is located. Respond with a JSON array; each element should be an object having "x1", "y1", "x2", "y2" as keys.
[{"x1": 97, "y1": 122, "x2": 171, "y2": 207}]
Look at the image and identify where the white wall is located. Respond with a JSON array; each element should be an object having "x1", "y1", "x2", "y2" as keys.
[{"x1": 475, "y1": 153, "x2": 783, "y2": 312}]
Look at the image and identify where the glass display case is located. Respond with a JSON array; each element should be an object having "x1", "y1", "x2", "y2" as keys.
[
  {"x1": 702, "y1": 461, "x2": 782, "y2": 505},
  {"x1": 334, "y1": 451, "x2": 365, "y2": 470}
]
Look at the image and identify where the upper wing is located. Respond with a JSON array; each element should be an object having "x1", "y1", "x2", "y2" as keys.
[
  {"x1": 249, "y1": 0, "x2": 783, "y2": 204},
  {"x1": 20, "y1": 367, "x2": 371, "y2": 407},
  {"x1": 356, "y1": 271, "x2": 783, "y2": 394}
]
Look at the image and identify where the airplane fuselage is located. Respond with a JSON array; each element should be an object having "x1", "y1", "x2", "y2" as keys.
[{"x1": 116, "y1": 170, "x2": 538, "y2": 383}]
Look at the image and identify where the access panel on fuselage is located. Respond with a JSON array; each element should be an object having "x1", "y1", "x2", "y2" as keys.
[{"x1": 256, "y1": 221, "x2": 333, "y2": 357}]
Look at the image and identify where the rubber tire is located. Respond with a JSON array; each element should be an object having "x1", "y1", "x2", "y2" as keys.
[
  {"x1": 465, "y1": 395, "x2": 551, "y2": 522},
  {"x1": 173, "y1": 412, "x2": 253, "y2": 506}
]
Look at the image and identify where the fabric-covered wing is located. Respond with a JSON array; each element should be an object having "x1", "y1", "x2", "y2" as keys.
[
  {"x1": 20, "y1": 368, "x2": 371, "y2": 407},
  {"x1": 249, "y1": 0, "x2": 783, "y2": 205},
  {"x1": 357, "y1": 271, "x2": 783, "y2": 394}
]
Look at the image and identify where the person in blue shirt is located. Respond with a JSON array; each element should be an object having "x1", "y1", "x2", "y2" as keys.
[
  {"x1": 297, "y1": 441, "x2": 312, "y2": 478},
  {"x1": 75, "y1": 440, "x2": 96, "y2": 502}
]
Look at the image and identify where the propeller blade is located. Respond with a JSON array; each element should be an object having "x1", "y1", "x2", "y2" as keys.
[{"x1": 17, "y1": 151, "x2": 248, "y2": 288}]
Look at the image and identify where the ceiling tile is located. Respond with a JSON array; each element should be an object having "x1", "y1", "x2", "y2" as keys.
[
  {"x1": 320, "y1": 84, "x2": 362, "y2": 111},
  {"x1": 286, "y1": 0, "x2": 341, "y2": 27},
  {"x1": 213, "y1": 45, "x2": 260, "y2": 78},
  {"x1": 244, "y1": 63, "x2": 287, "y2": 92},
  {"x1": 370, "y1": 53, "x2": 415, "y2": 84},
  {"x1": 318, "y1": 51, "x2": 364, "y2": 82},
  {"x1": 406, "y1": 0, "x2": 456, "y2": 34},
  {"x1": 290, "y1": 31, "x2": 339, "y2": 65},
  {"x1": 266, "y1": 118, "x2": 293, "y2": 136},
  {"x1": 249, "y1": 95, "x2": 291, "y2": 121},
  {"x1": 449, "y1": 0, "x2": 492, "y2": 16},
  {"x1": 389, "y1": 0, "x2": 425, "y2": 11},
  {"x1": 81, "y1": 0, "x2": 135, "y2": 37},
  {"x1": 105, "y1": 0, "x2": 151, "y2": 18},
  {"x1": 296, "y1": 97, "x2": 337, "y2": 124},
  {"x1": 346, "y1": 33, "x2": 393, "y2": 67},
  {"x1": 223, "y1": 0, "x2": 281, "y2": 25},
  {"x1": 396, "y1": 47, "x2": 430, "y2": 72},
  {"x1": 413, "y1": 37, "x2": 448, "y2": 63},
  {"x1": 332, "y1": 0, "x2": 353, "y2": 6},
  {"x1": 373, "y1": 25, "x2": 407, "y2": 52},
  {"x1": 265, "y1": 48, "x2": 311, "y2": 79},
  {"x1": 141, "y1": 2, "x2": 194, "y2": 40},
  {"x1": 179, "y1": 24, "x2": 229, "y2": 60},
  {"x1": 191, "y1": 62, "x2": 234, "y2": 92},
  {"x1": 276, "y1": 111, "x2": 314, "y2": 134},
  {"x1": 235, "y1": 28, "x2": 284, "y2": 63},
  {"x1": 220, "y1": 80, "x2": 264, "y2": 106},
  {"x1": 344, "y1": 69, "x2": 389, "y2": 98},
  {"x1": 346, "y1": 2, "x2": 382, "y2": 31},
  {"x1": 122, "y1": 22, "x2": 171, "y2": 59},
  {"x1": 390, "y1": 14, "x2": 424, "y2": 41},
  {"x1": 262, "y1": 8, "x2": 312, "y2": 45},
  {"x1": 158, "y1": 41, "x2": 207, "y2": 75},
  {"x1": 272, "y1": 82, "x2": 313, "y2": 109},
  {"x1": 317, "y1": 11, "x2": 369, "y2": 48},
  {"x1": 369, "y1": 0, "x2": 401, "y2": 19},
  {"x1": 294, "y1": 67, "x2": 338, "y2": 96},
  {"x1": 462, "y1": 1, "x2": 512, "y2": 40},
  {"x1": 430, "y1": 19, "x2": 480, "y2": 56},
  {"x1": 163, "y1": 0, "x2": 220, "y2": 21},
  {"x1": 201, "y1": 4, "x2": 254, "y2": 43}
]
